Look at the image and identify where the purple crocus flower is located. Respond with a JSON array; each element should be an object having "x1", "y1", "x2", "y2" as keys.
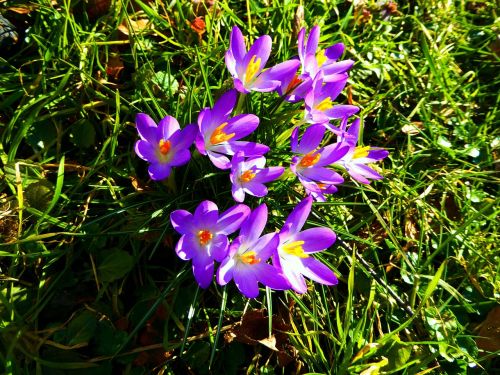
[
  {"x1": 304, "y1": 73, "x2": 359, "y2": 125},
  {"x1": 335, "y1": 118, "x2": 389, "y2": 184},
  {"x1": 278, "y1": 25, "x2": 354, "y2": 102},
  {"x1": 134, "y1": 114, "x2": 197, "y2": 180},
  {"x1": 170, "y1": 201, "x2": 250, "y2": 288},
  {"x1": 290, "y1": 124, "x2": 349, "y2": 196},
  {"x1": 274, "y1": 197, "x2": 338, "y2": 293},
  {"x1": 195, "y1": 89, "x2": 269, "y2": 169},
  {"x1": 297, "y1": 25, "x2": 354, "y2": 82},
  {"x1": 217, "y1": 204, "x2": 290, "y2": 298},
  {"x1": 229, "y1": 151, "x2": 284, "y2": 202},
  {"x1": 302, "y1": 180, "x2": 339, "y2": 202},
  {"x1": 225, "y1": 26, "x2": 300, "y2": 93}
]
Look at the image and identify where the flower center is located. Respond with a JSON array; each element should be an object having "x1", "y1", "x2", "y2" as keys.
[
  {"x1": 210, "y1": 122, "x2": 235, "y2": 145},
  {"x1": 282, "y1": 241, "x2": 308, "y2": 258},
  {"x1": 240, "y1": 169, "x2": 256, "y2": 183},
  {"x1": 245, "y1": 55, "x2": 261, "y2": 83},
  {"x1": 353, "y1": 146, "x2": 370, "y2": 159},
  {"x1": 239, "y1": 251, "x2": 261, "y2": 265},
  {"x1": 158, "y1": 139, "x2": 171, "y2": 155},
  {"x1": 315, "y1": 97, "x2": 333, "y2": 111},
  {"x1": 197, "y1": 230, "x2": 213, "y2": 245},
  {"x1": 286, "y1": 74, "x2": 302, "y2": 93},
  {"x1": 316, "y1": 49, "x2": 327, "y2": 67},
  {"x1": 299, "y1": 152, "x2": 321, "y2": 167}
]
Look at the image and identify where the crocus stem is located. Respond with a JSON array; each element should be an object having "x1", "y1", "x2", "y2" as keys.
[{"x1": 235, "y1": 92, "x2": 246, "y2": 115}]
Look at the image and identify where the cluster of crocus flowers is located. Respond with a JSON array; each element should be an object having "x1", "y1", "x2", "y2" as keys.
[
  {"x1": 171, "y1": 200, "x2": 337, "y2": 298},
  {"x1": 133, "y1": 23, "x2": 390, "y2": 298}
]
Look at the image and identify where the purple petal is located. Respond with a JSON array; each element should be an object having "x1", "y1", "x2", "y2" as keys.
[
  {"x1": 316, "y1": 143, "x2": 350, "y2": 166},
  {"x1": 255, "y1": 263, "x2": 290, "y2": 290},
  {"x1": 194, "y1": 200, "x2": 219, "y2": 227},
  {"x1": 244, "y1": 181, "x2": 267, "y2": 197},
  {"x1": 291, "y1": 126, "x2": 300, "y2": 152},
  {"x1": 300, "y1": 166, "x2": 344, "y2": 184},
  {"x1": 158, "y1": 115, "x2": 180, "y2": 140},
  {"x1": 320, "y1": 60, "x2": 355, "y2": 76},
  {"x1": 230, "y1": 26, "x2": 246, "y2": 66},
  {"x1": 283, "y1": 197, "x2": 312, "y2": 235},
  {"x1": 229, "y1": 141, "x2": 269, "y2": 157},
  {"x1": 234, "y1": 78, "x2": 250, "y2": 94},
  {"x1": 292, "y1": 227, "x2": 336, "y2": 253},
  {"x1": 207, "y1": 151, "x2": 231, "y2": 169},
  {"x1": 217, "y1": 256, "x2": 235, "y2": 285},
  {"x1": 232, "y1": 184, "x2": 245, "y2": 202},
  {"x1": 367, "y1": 149, "x2": 389, "y2": 161},
  {"x1": 169, "y1": 149, "x2": 191, "y2": 167},
  {"x1": 257, "y1": 60, "x2": 300, "y2": 86},
  {"x1": 170, "y1": 210, "x2": 194, "y2": 235},
  {"x1": 148, "y1": 163, "x2": 171, "y2": 180},
  {"x1": 175, "y1": 234, "x2": 196, "y2": 260},
  {"x1": 198, "y1": 107, "x2": 212, "y2": 136},
  {"x1": 324, "y1": 43, "x2": 345, "y2": 61},
  {"x1": 297, "y1": 124, "x2": 326, "y2": 153},
  {"x1": 172, "y1": 124, "x2": 198, "y2": 149},
  {"x1": 297, "y1": 27, "x2": 306, "y2": 62},
  {"x1": 253, "y1": 166, "x2": 284, "y2": 184},
  {"x1": 301, "y1": 257, "x2": 338, "y2": 286},
  {"x1": 239, "y1": 204, "x2": 267, "y2": 245},
  {"x1": 225, "y1": 114, "x2": 260, "y2": 140},
  {"x1": 325, "y1": 105, "x2": 360, "y2": 119},
  {"x1": 253, "y1": 232, "x2": 279, "y2": 261},
  {"x1": 212, "y1": 90, "x2": 237, "y2": 125},
  {"x1": 136, "y1": 113, "x2": 159, "y2": 143},
  {"x1": 322, "y1": 78, "x2": 348, "y2": 103},
  {"x1": 280, "y1": 257, "x2": 308, "y2": 293},
  {"x1": 192, "y1": 254, "x2": 214, "y2": 288},
  {"x1": 208, "y1": 233, "x2": 229, "y2": 262},
  {"x1": 306, "y1": 25, "x2": 320, "y2": 55},
  {"x1": 243, "y1": 34, "x2": 272, "y2": 74},
  {"x1": 135, "y1": 140, "x2": 158, "y2": 163},
  {"x1": 217, "y1": 204, "x2": 251, "y2": 235},
  {"x1": 233, "y1": 266, "x2": 260, "y2": 298},
  {"x1": 249, "y1": 78, "x2": 280, "y2": 92},
  {"x1": 348, "y1": 164, "x2": 383, "y2": 183},
  {"x1": 195, "y1": 132, "x2": 207, "y2": 155}
]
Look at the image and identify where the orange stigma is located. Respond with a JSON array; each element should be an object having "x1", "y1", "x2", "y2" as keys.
[
  {"x1": 197, "y1": 230, "x2": 213, "y2": 245},
  {"x1": 210, "y1": 122, "x2": 235, "y2": 145},
  {"x1": 158, "y1": 139, "x2": 171, "y2": 155},
  {"x1": 240, "y1": 170, "x2": 256, "y2": 183},
  {"x1": 286, "y1": 75, "x2": 302, "y2": 93},
  {"x1": 299, "y1": 152, "x2": 321, "y2": 167},
  {"x1": 239, "y1": 251, "x2": 261, "y2": 265}
]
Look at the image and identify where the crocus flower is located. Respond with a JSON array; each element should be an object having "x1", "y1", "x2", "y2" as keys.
[
  {"x1": 217, "y1": 204, "x2": 290, "y2": 298},
  {"x1": 290, "y1": 124, "x2": 348, "y2": 196},
  {"x1": 225, "y1": 26, "x2": 300, "y2": 93},
  {"x1": 195, "y1": 89, "x2": 269, "y2": 169},
  {"x1": 278, "y1": 25, "x2": 354, "y2": 102},
  {"x1": 170, "y1": 201, "x2": 250, "y2": 288},
  {"x1": 274, "y1": 197, "x2": 338, "y2": 293},
  {"x1": 297, "y1": 25, "x2": 354, "y2": 82},
  {"x1": 304, "y1": 73, "x2": 359, "y2": 125},
  {"x1": 135, "y1": 114, "x2": 197, "y2": 180},
  {"x1": 302, "y1": 180, "x2": 338, "y2": 202},
  {"x1": 335, "y1": 118, "x2": 389, "y2": 184},
  {"x1": 229, "y1": 151, "x2": 284, "y2": 202}
]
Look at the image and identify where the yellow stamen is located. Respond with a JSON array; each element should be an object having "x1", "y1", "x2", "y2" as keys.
[
  {"x1": 317, "y1": 183, "x2": 326, "y2": 190},
  {"x1": 315, "y1": 97, "x2": 333, "y2": 111},
  {"x1": 239, "y1": 251, "x2": 261, "y2": 265},
  {"x1": 197, "y1": 230, "x2": 213, "y2": 245},
  {"x1": 299, "y1": 152, "x2": 321, "y2": 167},
  {"x1": 316, "y1": 49, "x2": 327, "y2": 67},
  {"x1": 158, "y1": 139, "x2": 171, "y2": 155},
  {"x1": 282, "y1": 241, "x2": 308, "y2": 258},
  {"x1": 353, "y1": 146, "x2": 370, "y2": 159},
  {"x1": 245, "y1": 55, "x2": 261, "y2": 83},
  {"x1": 240, "y1": 170, "x2": 256, "y2": 183},
  {"x1": 210, "y1": 122, "x2": 235, "y2": 145}
]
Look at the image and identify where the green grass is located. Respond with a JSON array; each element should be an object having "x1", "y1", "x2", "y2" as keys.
[{"x1": 1, "y1": 0, "x2": 499, "y2": 374}]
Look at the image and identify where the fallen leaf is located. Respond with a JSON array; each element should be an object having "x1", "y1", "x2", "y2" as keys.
[
  {"x1": 476, "y1": 306, "x2": 500, "y2": 352},
  {"x1": 106, "y1": 54, "x2": 124, "y2": 80},
  {"x1": 118, "y1": 19, "x2": 151, "y2": 36},
  {"x1": 189, "y1": 17, "x2": 206, "y2": 34}
]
